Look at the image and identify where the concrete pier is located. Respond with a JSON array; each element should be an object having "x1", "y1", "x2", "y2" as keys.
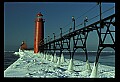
[{"x1": 4, "y1": 50, "x2": 115, "y2": 78}]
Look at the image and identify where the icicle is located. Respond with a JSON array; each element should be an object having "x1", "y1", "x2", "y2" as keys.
[
  {"x1": 19, "y1": 48, "x2": 21, "y2": 52},
  {"x1": 41, "y1": 53, "x2": 43, "y2": 58},
  {"x1": 49, "y1": 54, "x2": 52, "y2": 60},
  {"x1": 45, "y1": 54, "x2": 48, "y2": 60},
  {"x1": 50, "y1": 55, "x2": 54, "y2": 62},
  {"x1": 47, "y1": 54, "x2": 50, "y2": 61},
  {"x1": 85, "y1": 60, "x2": 92, "y2": 72},
  {"x1": 54, "y1": 53, "x2": 57, "y2": 63},
  {"x1": 43, "y1": 53, "x2": 46, "y2": 59},
  {"x1": 46, "y1": 53, "x2": 50, "y2": 60},
  {"x1": 60, "y1": 53, "x2": 65, "y2": 63},
  {"x1": 90, "y1": 62, "x2": 98, "y2": 78},
  {"x1": 66, "y1": 58, "x2": 74, "y2": 72},
  {"x1": 57, "y1": 57, "x2": 61, "y2": 66},
  {"x1": 48, "y1": 54, "x2": 51, "y2": 61}
]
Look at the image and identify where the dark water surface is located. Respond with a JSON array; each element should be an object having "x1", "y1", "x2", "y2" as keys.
[{"x1": 4, "y1": 51, "x2": 19, "y2": 70}]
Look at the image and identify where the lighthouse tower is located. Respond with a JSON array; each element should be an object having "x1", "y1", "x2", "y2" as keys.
[{"x1": 34, "y1": 12, "x2": 44, "y2": 53}]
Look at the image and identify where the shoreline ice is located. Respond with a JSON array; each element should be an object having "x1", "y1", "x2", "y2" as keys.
[{"x1": 4, "y1": 50, "x2": 115, "y2": 78}]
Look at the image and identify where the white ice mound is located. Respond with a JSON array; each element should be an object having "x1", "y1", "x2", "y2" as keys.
[
  {"x1": 66, "y1": 58, "x2": 74, "y2": 72},
  {"x1": 85, "y1": 60, "x2": 92, "y2": 72},
  {"x1": 60, "y1": 53, "x2": 65, "y2": 63},
  {"x1": 19, "y1": 49, "x2": 21, "y2": 52},
  {"x1": 47, "y1": 54, "x2": 50, "y2": 60},
  {"x1": 14, "y1": 52, "x2": 19, "y2": 55},
  {"x1": 43, "y1": 53, "x2": 46, "y2": 59},
  {"x1": 50, "y1": 55, "x2": 54, "y2": 62},
  {"x1": 45, "y1": 54, "x2": 48, "y2": 60},
  {"x1": 90, "y1": 62, "x2": 98, "y2": 78},
  {"x1": 53, "y1": 53, "x2": 57, "y2": 63},
  {"x1": 57, "y1": 57, "x2": 61, "y2": 65}
]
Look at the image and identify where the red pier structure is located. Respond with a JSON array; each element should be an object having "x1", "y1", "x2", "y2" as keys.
[{"x1": 34, "y1": 12, "x2": 44, "y2": 53}]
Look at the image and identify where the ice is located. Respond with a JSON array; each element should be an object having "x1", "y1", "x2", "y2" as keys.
[{"x1": 4, "y1": 50, "x2": 115, "y2": 78}]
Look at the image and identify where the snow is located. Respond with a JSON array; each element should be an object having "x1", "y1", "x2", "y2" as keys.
[{"x1": 4, "y1": 50, "x2": 115, "y2": 78}]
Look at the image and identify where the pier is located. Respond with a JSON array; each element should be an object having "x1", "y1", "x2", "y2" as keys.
[
  {"x1": 4, "y1": 2, "x2": 115, "y2": 78},
  {"x1": 4, "y1": 50, "x2": 115, "y2": 78}
]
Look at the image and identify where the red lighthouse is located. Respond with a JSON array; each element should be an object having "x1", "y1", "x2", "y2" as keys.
[{"x1": 34, "y1": 12, "x2": 44, "y2": 53}]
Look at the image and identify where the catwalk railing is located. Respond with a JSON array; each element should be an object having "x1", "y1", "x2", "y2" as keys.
[{"x1": 39, "y1": 14, "x2": 115, "y2": 67}]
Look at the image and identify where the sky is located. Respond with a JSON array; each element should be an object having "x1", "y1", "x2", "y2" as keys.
[{"x1": 4, "y1": 2, "x2": 115, "y2": 51}]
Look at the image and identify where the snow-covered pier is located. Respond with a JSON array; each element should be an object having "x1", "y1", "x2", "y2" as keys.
[{"x1": 4, "y1": 50, "x2": 115, "y2": 78}]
